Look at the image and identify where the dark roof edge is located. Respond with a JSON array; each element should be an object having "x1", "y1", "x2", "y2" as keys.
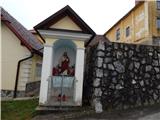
[
  {"x1": 34, "y1": 5, "x2": 95, "y2": 34},
  {"x1": 34, "y1": 5, "x2": 96, "y2": 46}
]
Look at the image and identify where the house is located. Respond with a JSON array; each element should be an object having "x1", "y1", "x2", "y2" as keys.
[
  {"x1": 1, "y1": 7, "x2": 43, "y2": 98},
  {"x1": 34, "y1": 5, "x2": 95, "y2": 106},
  {"x1": 104, "y1": 0, "x2": 160, "y2": 46}
]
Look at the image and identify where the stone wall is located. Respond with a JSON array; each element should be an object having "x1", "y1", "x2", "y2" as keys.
[
  {"x1": 85, "y1": 41, "x2": 160, "y2": 110},
  {"x1": 25, "y1": 81, "x2": 40, "y2": 97}
]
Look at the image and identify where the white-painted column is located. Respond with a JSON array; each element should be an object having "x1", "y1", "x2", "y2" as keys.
[
  {"x1": 74, "y1": 48, "x2": 85, "y2": 106},
  {"x1": 39, "y1": 45, "x2": 53, "y2": 105}
]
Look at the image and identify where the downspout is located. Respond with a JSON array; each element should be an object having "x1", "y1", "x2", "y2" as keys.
[{"x1": 13, "y1": 53, "x2": 34, "y2": 98}]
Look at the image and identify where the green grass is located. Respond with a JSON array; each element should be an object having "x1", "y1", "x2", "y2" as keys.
[{"x1": 1, "y1": 99, "x2": 38, "y2": 120}]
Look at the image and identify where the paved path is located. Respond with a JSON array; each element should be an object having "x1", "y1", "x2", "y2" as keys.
[
  {"x1": 32, "y1": 105, "x2": 160, "y2": 120},
  {"x1": 138, "y1": 112, "x2": 160, "y2": 120}
]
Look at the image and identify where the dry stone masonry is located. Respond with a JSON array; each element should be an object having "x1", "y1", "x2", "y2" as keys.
[{"x1": 85, "y1": 41, "x2": 160, "y2": 110}]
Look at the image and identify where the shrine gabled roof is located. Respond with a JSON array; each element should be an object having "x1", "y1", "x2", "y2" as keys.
[
  {"x1": 1, "y1": 7, "x2": 43, "y2": 55},
  {"x1": 34, "y1": 5, "x2": 95, "y2": 45}
]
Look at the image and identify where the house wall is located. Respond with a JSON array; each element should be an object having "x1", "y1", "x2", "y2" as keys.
[
  {"x1": 50, "y1": 16, "x2": 82, "y2": 31},
  {"x1": 105, "y1": 1, "x2": 160, "y2": 45},
  {"x1": 148, "y1": 1, "x2": 160, "y2": 37},
  {"x1": 1, "y1": 23, "x2": 31, "y2": 91},
  {"x1": 106, "y1": 3, "x2": 147, "y2": 44},
  {"x1": 29, "y1": 54, "x2": 42, "y2": 83},
  {"x1": 24, "y1": 54, "x2": 42, "y2": 97},
  {"x1": 17, "y1": 54, "x2": 42, "y2": 92}
]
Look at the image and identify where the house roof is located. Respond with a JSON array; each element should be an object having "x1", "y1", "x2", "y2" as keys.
[
  {"x1": 34, "y1": 5, "x2": 95, "y2": 46},
  {"x1": 1, "y1": 7, "x2": 43, "y2": 55},
  {"x1": 104, "y1": 1, "x2": 144, "y2": 36}
]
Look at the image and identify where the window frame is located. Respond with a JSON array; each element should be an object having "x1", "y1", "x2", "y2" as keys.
[
  {"x1": 35, "y1": 63, "x2": 42, "y2": 77},
  {"x1": 116, "y1": 28, "x2": 120, "y2": 41},
  {"x1": 125, "y1": 26, "x2": 130, "y2": 37},
  {"x1": 157, "y1": 0, "x2": 160, "y2": 10},
  {"x1": 157, "y1": 17, "x2": 160, "y2": 29}
]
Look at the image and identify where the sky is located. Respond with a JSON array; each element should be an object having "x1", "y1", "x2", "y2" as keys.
[{"x1": 1, "y1": 0, "x2": 135, "y2": 34}]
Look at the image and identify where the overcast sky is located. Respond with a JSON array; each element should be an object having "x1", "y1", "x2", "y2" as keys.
[{"x1": 1, "y1": 0, "x2": 135, "y2": 34}]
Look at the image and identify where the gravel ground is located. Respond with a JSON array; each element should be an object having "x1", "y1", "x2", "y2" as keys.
[{"x1": 32, "y1": 104, "x2": 160, "y2": 120}]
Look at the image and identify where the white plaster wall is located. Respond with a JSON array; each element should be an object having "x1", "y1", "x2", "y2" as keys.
[
  {"x1": 74, "y1": 48, "x2": 85, "y2": 106},
  {"x1": 17, "y1": 59, "x2": 32, "y2": 91},
  {"x1": 1, "y1": 23, "x2": 31, "y2": 90},
  {"x1": 39, "y1": 45, "x2": 53, "y2": 104}
]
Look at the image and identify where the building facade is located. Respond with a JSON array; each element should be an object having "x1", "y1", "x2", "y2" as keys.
[
  {"x1": 1, "y1": 8, "x2": 43, "y2": 98},
  {"x1": 34, "y1": 5, "x2": 95, "y2": 106},
  {"x1": 105, "y1": 0, "x2": 160, "y2": 46}
]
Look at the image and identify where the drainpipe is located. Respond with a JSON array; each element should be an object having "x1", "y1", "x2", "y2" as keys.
[{"x1": 13, "y1": 53, "x2": 34, "y2": 98}]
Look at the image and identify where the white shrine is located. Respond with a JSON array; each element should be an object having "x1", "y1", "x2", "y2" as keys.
[{"x1": 34, "y1": 5, "x2": 95, "y2": 107}]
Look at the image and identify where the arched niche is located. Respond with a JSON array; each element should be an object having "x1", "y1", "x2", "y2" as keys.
[{"x1": 52, "y1": 39, "x2": 77, "y2": 72}]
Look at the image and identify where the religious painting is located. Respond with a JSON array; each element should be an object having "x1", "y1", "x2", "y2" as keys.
[{"x1": 52, "y1": 52, "x2": 75, "y2": 76}]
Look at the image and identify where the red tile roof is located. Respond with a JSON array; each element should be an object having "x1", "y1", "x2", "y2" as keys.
[{"x1": 1, "y1": 7, "x2": 43, "y2": 55}]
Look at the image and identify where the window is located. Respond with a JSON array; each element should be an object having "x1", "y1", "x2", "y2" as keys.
[
  {"x1": 157, "y1": 0, "x2": 160, "y2": 9},
  {"x1": 157, "y1": 18, "x2": 160, "y2": 29},
  {"x1": 126, "y1": 26, "x2": 130, "y2": 37},
  {"x1": 36, "y1": 63, "x2": 42, "y2": 77},
  {"x1": 116, "y1": 28, "x2": 120, "y2": 40}
]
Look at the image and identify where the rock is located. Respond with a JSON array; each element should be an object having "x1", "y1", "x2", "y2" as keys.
[
  {"x1": 113, "y1": 61, "x2": 125, "y2": 73},
  {"x1": 107, "y1": 47, "x2": 112, "y2": 51},
  {"x1": 108, "y1": 64, "x2": 115, "y2": 70},
  {"x1": 94, "y1": 99, "x2": 103, "y2": 113},
  {"x1": 153, "y1": 93, "x2": 158, "y2": 100},
  {"x1": 112, "y1": 77, "x2": 117, "y2": 83},
  {"x1": 112, "y1": 71, "x2": 118, "y2": 76},
  {"x1": 97, "y1": 57, "x2": 103, "y2": 68},
  {"x1": 134, "y1": 62, "x2": 140, "y2": 69},
  {"x1": 106, "y1": 52, "x2": 112, "y2": 57},
  {"x1": 129, "y1": 63, "x2": 134, "y2": 70},
  {"x1": 114, "y1": 44, "x2": 119, "y2": 49},
  {"x1": 149, "y1": 52, "x2": 153, "y2": 56},
  {"x1": 135, "y1": 46, "x2": 140, "y2": 52},
  {"x1": 152, "y1": 60, "x2": 159, "y2": 66},
  {"x1": 130, "y1": 73, "x2": 134, "y2": 78},
  {"x1": 116, "y1": 51, "x2": 123, "y2": 59},
  {"x1": 154, "y1": 67, "x2": 159, "y2": 73},
  {"x1": 140, "y1": 80, "x2": 144, "y2": 86},
  {"x1": 104, "y1": 57, "x2": 112, "y2": 63},
  {"x1": 94, "y1": 88, "x2": 102, "y2": 97},
  {"x1": 144, "y1": 73, "x2": 150, "y2": 78},
  {"x1": 129, "y1": 50, "x2": 134, "y2": 58},
  {"x1": 132, "y1": 79, "x2": 136, "y2": 84},
  {"x1": 145, "y1": 79, "x2": 149, "y2": 85},
  {"x1": 98, "y1": 42, "x2": 105, "y2": 50},
  {"x1": 116, "y1": 84, "x2": 123, "y2": 89},
  {"x1": 104, "y1": 71, "x2": 109, "y2": 77},
  {"x1": 103, "y1": 63, "x2": 107, "y2": 69},
  {"x1": 124, "y1": 46, "x2": 128, "y2": 51},
  {"x1": 141, "y1": 59, "x2": 146, "y2": 64},
  {"x1": 156, "y1": 74, "x2": 160, "y2": 79},
  {"x1": 96, "y1": 69, "x2": 103, "y2": 77},
  {"x1": 146, "y1": 65, "x2": 152, "y2": 72},
  {"x1": 97, "y1": 51, "x2": 105, "y2": 57},
  {"x1": 157, "y1": 85, "x2": 160, "y2": 89},
  {"x1": 93, "y1": 78, "x2": 101, "y2": 87}
]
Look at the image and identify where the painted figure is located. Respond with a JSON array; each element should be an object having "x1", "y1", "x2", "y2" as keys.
[{"x1": 60, "y1": 52, "x2": 70, "y2": 75}]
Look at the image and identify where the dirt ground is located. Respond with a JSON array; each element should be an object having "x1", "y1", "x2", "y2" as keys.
[{"x1": 32, "y1": 104, "x2": 160, "y2": 120}]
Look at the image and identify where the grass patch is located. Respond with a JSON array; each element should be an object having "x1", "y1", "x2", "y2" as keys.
[{"x1": 1, "y1": 99, "x2": 38, "y2": 120}]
